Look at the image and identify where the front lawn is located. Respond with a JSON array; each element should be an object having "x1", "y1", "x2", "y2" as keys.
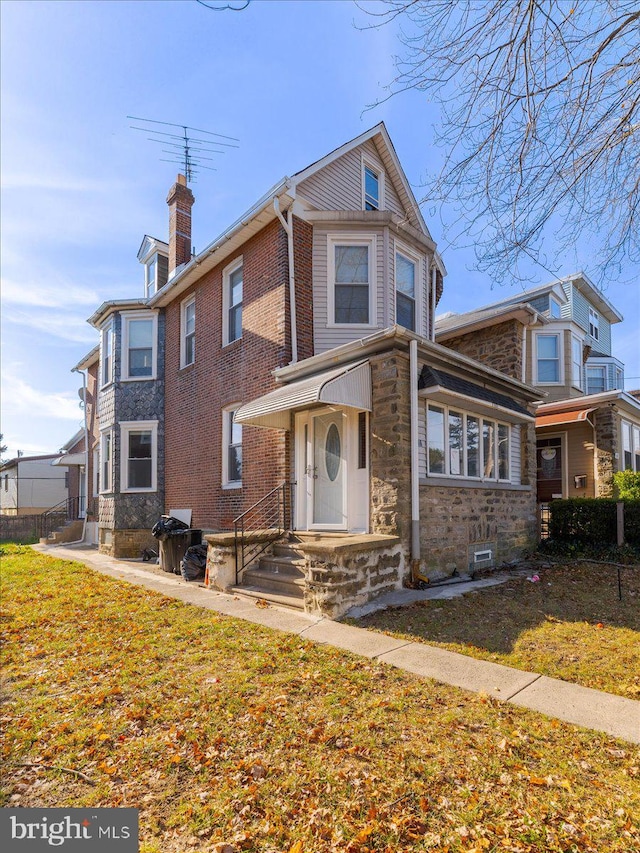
[
  {"x1": 1, "y1": 546, "x2": 638, "y2": 852},
  {"x1": 355, "y1": 562, "x2": 640, "y2": 698}
]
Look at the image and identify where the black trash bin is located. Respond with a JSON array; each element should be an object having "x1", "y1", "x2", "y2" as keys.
[{"x1": 152, "y1": 516, "x2": 202, "y2": 574}]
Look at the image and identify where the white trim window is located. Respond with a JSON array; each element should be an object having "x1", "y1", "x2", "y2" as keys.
[
  {"x1": 549, "y1": 296, "x2": 562, "y2": 318},
  {"x1": 571, "y1": 336, "x2": 583, "y2": 390},
  {"x1": 122, "y1": 312, "x2": 157, "y2": 381},
  {"x1": 145, "y1": 255, "x2": 157, "y2": 298},
  {"x1": 588, "y1": 307, "x2": 600, "y2": 341},
  {"x1": 328, "y1": 235, "x2": 376, "y2": 326},
  {"x1": 100, "y1": 321, "x2": 114, "y2": 388},
  {"x1": 426, "y1": 403, "x2": 511, "y2": 482},
  {"x1": 120, "y1": 421, "x2": 157, "y2": 492},
  {"x1": 100, "y1": 430, "x2": 113, "y2": 493},
  {"x1": 362, "y1": 158, "x2": 384, "y2": 211},
  {"x1": 222, "y1": 257, "x2": 243, "y2": 346},
  {"x1": 586, "y1": 365, "x2": 606, "y2": 394},
  {"x1": 536, "y1": 333, "x2": 562, "y2": 384},
  {"x1": 621, "y1": 420, "x2": 640, "y2": 472},
  {"x1": 181, "y1": 295, "x2": 196, "y2": 368},
  {"x1": 222, "y1": 407, "x2": 242, "y2": 487},
  {"x1": 395, "y1": 245, "x2": 420, "y2": 332},
  {"x1": 93, "y1": 447, "x2": 100, "y2": 497}
]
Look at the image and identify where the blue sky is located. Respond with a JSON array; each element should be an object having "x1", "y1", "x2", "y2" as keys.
[{"x1": 1, "y1": 0, "x2": 638, "y2": 459}]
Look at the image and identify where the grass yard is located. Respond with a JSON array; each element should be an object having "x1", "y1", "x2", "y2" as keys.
[
  {"x1": 354, "y1": 563, "x2": 640, "y2": 700},
  {"x1": 1, "y1": 545, "x2": 639, "y2": 853}
]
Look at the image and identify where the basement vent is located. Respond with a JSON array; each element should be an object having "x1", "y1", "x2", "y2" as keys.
[{"x1": 474, "y1": 549, "x2": 493, "y2": 564}]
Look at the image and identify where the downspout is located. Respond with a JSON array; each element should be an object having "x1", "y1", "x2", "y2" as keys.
[
  {"x1": 273, "y1": 197, "x2": 298, "y2": 364},
  {"x1": 66, "y1": 367, "x2": 90, "y2": 545},
  {"x1": 410, "y1": 339, "x2": 421, "y2": 578}
]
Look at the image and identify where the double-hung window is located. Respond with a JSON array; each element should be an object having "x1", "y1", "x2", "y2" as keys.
[
  {"x1": 589, "y1": 307, "x2": 600, "y2": 341},
  {"x1": 182, "y1": 296, "x2": 196, "y2": 367},
  {"x1": 145, "y1": 256, "x2": 157, "y2": 298},
  {"x1": 329, "y1": 236, "x2": 376, "y2": 326},
  {"x1": 426, "y1": 403, "x2": 511, "y2": 482},
  {"x1": 101, "y1": 322, "x2": 113, "y2": 387},
  {"x1": 536, "y1": 333, "x2": 561, "y2": 383},
  {"x1": 621, "y1": 421, "x2": 640, "y2": 471},
  {"x1": 549, "y1": 297, "x2": 562, "y2": 318},
  {"x1": 222, "y1": 407, "x2": 242, "y2": 487},
  {"x1": 586, "y1": 366, "x2": 606, "y2": 394},
  {"x1": 395, "y1": 250, "x2": 417, "y2": 331},
  {"x1": 120, "y1": 421, "x2": 157, "y2": 492},
  {"x1": 223, "y1": 258, "x2": 243, "y2": 345},
  {"x1": 122, "y1": 312, "x2": 157, "y2": 380}
]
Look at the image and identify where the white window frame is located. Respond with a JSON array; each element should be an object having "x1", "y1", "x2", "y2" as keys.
[
  {"x1": 92, "y1": 447, "x2": 100, "y2": 497},
  {"x1": 361, "y1": 154, "x2": 385, "y2": 211},
  {"x1": 327, "y1": 233, "x2": 377, "y2": 329},
  {"x1": 144, "y1": 254, "x2": 158, "y2": 298},
  {"x1": 535, "y1": 331, "x2": 563, "y2": 385},
  {"x1": 222, "y1": 256, "x2": 243, "y2": 346},
  {"x1": 571, "y1": 335, "x2": 583, "y2": 390},
  {"x1": 586, "y1": 365, "x2": 606, "y2": 395},
  {"x1": 181, "y1": 295, "x2": 196, "y2": 368},
  {"x1": 549, "y1": 296, "x2": 562, "y2": 318},
  {"x1": 588, "y1": 307, "x2": 600, "y2": 341},
  {"x1": 99, "y1": 430, "x2": 113, "y2": 494},
  {"x1": 121, "y1": 311, "x2": 157, "y2": 382},
  {"x1": 425, "y1": 402, "x2": 512, "y2": 483},
  {"x1": 222, "y1": 405, "x2": 242, "y2": 488},
  {"x1": 120, "y1": 420, "x2": 158, "y2": 493},
  {"x1": 394, "y1": 240, "x2": 422, "y2": 333},
  {"x1": 100, "y1": 321, "x2": 114, "y2": 388}
]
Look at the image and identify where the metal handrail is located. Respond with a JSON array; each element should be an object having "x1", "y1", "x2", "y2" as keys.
[{"x1": 233, "y1": 482, "x2": 294, "y2": 584}]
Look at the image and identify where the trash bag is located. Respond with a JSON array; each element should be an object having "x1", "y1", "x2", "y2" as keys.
[
  {"x1": 152, "y1": 515, "x2": 189, "y2": 542},
  {"x1": 180, "y1": 543, "x2": 208, "y2": 581}
]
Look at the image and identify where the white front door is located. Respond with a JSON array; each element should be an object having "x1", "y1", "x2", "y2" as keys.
[{"x1": 311, "y1": 410, "x2": 347, "y2": 529}]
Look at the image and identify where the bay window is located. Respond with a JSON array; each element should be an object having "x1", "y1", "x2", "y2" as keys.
[
  {"x1": 536, "y1": 333, "x2": 561, "y2": 383},
  {"x1": 395, "y1": 250, "x2": 417, "y2": 331},
  {"x1": 122, "y1": 312, "x2": 157, "y2": 380},
  {"x1": 426, "y1": 403, "x2": 511, "y2": 482},
  {"x1": 120, "y1": 421, "x2": 157, "y2": 492},
  {"x1": 329, "y1": 235, "x2": 376, "y2": 326}
]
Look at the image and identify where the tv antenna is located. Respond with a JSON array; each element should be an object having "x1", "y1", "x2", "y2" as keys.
[{"x1": 128, "y1": 116, "x2": 240, "y2": 184}]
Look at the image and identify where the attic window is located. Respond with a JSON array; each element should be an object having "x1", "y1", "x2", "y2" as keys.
[
  {"x1": 589, "y1": 307, "x2": 600, "y2": 341},
  {"x1": 549, "y1": 296, "x2": 562, "y2": 318},
  {"x1": 363, "y1": 161, "x2": 383, "y2": 211},
  {"x1": 145, "y1": 257, "x2": 157, "y2": 298}
]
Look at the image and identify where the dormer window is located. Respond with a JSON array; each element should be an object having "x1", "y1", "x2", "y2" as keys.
[
  {"x1": 589, "y1": 307, "x2": 600, "y2": 341},
  {"x1": 549, "y1": 296, "x2": 562, "y2": 318},
  {"x1": 145, "y1": 257, "x2": 157, "y2": 298}
]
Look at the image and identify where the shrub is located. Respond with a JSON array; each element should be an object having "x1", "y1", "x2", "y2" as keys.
[
  {"x1": 548, "y1": 498, "x2": 640, "y2": 547},
  {"x1": 614, "y1": 470, "x2": 640, "y2": 500}
]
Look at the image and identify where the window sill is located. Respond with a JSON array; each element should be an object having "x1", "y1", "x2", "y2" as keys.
[
  {"x1": 121, "y1": 488, "x2": 158, "y2": 494},
  {"x1": 179, "y1": 362, "x2": 196, "y2": 372},
  {"x1": 120, "y1": 376, "x2": 157, "y2": 383},
  {"x1": 222, "y1": 482, "x2": 242, "y2": 490},
  {"x1": 420, "y1": 477, "x2": 531, "y2": 491},
  {"x1": 222, "y1": 337, "x2": 243, "y2": 349}
]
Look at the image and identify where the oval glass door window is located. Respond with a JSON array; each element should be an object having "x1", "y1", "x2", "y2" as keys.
[{"x1": 325, "y1": 423, "x2": 341, "y2": 481}]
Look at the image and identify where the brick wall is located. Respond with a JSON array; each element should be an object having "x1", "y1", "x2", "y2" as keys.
[
  {"x1": 164, "y1": 218, "x2": 292, "y2": 530},
  {"x1": 293, "y1": 216, "x2": 314, "y2": 361},
  {"x1": 442, "y1": 319, "x2": 524, "y2": 381}
]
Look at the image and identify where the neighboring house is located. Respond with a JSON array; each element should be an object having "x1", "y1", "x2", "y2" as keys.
[
  {"x1": 54, "y1": 429, "x2": 86, "y2": 515},
  {"x1": 0, "y1": 454, "x2": 70, "y2": 516},
  {"x1": 76, "y1": 123, "x2": 541, "y2": 615},
  {"x1": 435, "y1": 274, "x2": 640, "y2": 501}
]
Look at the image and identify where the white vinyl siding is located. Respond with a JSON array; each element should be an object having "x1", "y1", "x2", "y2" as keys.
[
  {"x1": 570, "y1": 287, "x2": 612, "y2": 353},
  {"x1": 297, "y1": 139, "x2": 404, "y2": 216}
]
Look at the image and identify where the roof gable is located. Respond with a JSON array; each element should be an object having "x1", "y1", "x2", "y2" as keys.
[{"x1": 292, "y1": 123, "x2": 431, "y2": 239}]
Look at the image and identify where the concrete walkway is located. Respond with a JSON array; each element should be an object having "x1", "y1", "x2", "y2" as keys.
[{"x1": 34, "y1": 544, "x2": 639, "y2": 745}]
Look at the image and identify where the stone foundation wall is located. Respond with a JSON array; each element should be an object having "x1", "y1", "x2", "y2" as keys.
[
  {"x1": 100, "y1": 528, "x2": 157, "y2": 558},
  {"x1": 305, "y1": 543, "x2": 404, "y2": 619},
  {"x1": 419, "y1": 484, "x2": 537, "y2": 578}
]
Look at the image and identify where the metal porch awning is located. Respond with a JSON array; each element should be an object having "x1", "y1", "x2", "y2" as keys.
[
  {"x1": 536, "y1": 408, "x2": 596, "y2": 428},
  {"x1": 52, "y1": 453, "x2": 85, "y2": 466},
  {"x1": 234, "y1": 360, "x2": 371, "y2": 429}
]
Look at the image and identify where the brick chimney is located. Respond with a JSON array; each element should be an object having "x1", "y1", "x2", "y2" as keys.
[{"x1": 166, "y1": 174, "x2": 195, "y2": 276}]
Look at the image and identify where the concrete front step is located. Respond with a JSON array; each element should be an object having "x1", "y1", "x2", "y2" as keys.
[
  {"x1": 231, "y1": 585, "x2": 305, "y2": 611},
  {"x1": 241, "y1": 566, "x2": 305, "y2": 598},
  {"x1": 258, "y1": 554, "x2": 305, "y2": 575}
]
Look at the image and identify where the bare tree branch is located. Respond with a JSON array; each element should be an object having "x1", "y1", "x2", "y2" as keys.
[{"x1": 363, "y1": 1, "x2": 640, "y2": 284}]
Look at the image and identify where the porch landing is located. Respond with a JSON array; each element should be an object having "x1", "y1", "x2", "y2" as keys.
[{"x1": 205, "y1": 531, "x2": 402, "y2": 617}]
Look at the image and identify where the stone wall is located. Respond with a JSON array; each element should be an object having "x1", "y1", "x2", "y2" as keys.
[
  {"x1": 594, "y1": 405, "x2": 617, "y2": 496},
  {"x1": 110, "y1": 528, "x2": 158, "y2": 559},
  {"x1": 419, "y1": 483, "x2": 537, "y2": 578},
  {"x1": 369, "y1": 349, "x2": 412, "y2": 555},
  {"x1": 441, "y1": 319, "x2": 524, "y2": 381}
]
